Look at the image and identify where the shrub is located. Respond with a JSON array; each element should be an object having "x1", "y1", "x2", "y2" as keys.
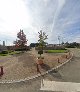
[
  {"x1": 1, "y1": 50, "x2": 8, "y2": 54},
  {"x1": 38, "y1": 56, "x2": 44, "y2": 59},
  {"x1": 8, "y1": 50, "x2": 13, "y2": 53},
  {"x1": 38, "y1": 50, "x2": 43, "y2": 55}
]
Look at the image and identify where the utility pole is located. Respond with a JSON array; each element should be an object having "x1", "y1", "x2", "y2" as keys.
[
  {"x1": 6, "y1": 39, "x2": 7, "y2": 46},
  {"x1": 0, "y1": 40, "x2": 1, "y2": 45}
]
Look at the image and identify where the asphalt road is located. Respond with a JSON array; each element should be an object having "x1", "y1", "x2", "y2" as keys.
[{"x1": 0, "y1": 48, "x2": 80, "y2": 92}]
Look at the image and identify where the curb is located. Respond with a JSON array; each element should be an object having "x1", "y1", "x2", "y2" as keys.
[{"x1": 0, "y1": 53, "x2": 73, "y2": 84}]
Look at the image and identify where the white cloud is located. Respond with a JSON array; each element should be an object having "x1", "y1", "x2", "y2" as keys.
[
  {"x1": 0, "y1": 0, "x2": 80, "y2": 45},
  {"x1": 50, "y1": 0, "x2": 65, "y2": 32},
  {"x1": 43, "y1": 0, "x2": 49, "y2": 6},
  {"x1": 0, "y1": 0, "x2": 34, "y2": 45},
  {"x1": 0, "y1": 0, "x2": 32, "y2": 36}
]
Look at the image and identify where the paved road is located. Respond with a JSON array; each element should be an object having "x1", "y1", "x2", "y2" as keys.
[
  {"x1": 0, "y1": 48, "x2": 80, "y2": 92},
  {"x1": 58, "y1": 48, "x2": 80, "y2": 83}
]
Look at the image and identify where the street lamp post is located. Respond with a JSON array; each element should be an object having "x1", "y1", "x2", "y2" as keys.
[{"x1": 58, "y1": 36, "x2": 60, "y2": 46}]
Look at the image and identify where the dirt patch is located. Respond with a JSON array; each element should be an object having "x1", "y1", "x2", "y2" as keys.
[{"x1": 0, "y1": 48, "x2": 71, "y2": 80}]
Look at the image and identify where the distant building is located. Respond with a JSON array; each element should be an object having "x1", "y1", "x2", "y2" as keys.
[
  {"x1": 47, "y1": 44, "x2": 56, "y2": 47},
  {"x1": 7, "y1": 45, "x2": 30, "y2": 51},
  {"x1": 0, "y1": 45, "x2": 7, "y2": 52},
  {"x1": 7, "y1": 46, "x2": 15, "y2": 51},
  {"x1": 45, "y1": 44, "x2": 65, "y2": 50},
  {"x1": 3, "y1": 41, "x2": 5, "y2": 46},
  {"x1": 0, "y1": 41, "x2": 7, "y2": 52}
]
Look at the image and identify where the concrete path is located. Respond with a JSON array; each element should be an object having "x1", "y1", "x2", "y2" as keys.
[{"x1": 40, "y1": 79, "x2": 80, "y2": 92}]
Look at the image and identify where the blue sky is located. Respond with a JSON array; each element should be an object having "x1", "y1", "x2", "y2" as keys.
[{"x1": 0, "y1": 0, "x2": 80, "y2": 45}]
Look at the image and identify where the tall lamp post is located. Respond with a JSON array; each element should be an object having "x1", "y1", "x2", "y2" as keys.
[
  {"x1": 58, "y1": 36, "x2": 60, "y2": 46},
  {"x1": 0, "y1": 40, "x2": 1, "y2": 45}
]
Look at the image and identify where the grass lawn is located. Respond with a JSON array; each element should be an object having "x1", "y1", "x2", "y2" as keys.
[
  {"x1": 45, "y1": 49, "x2": 68, "y2": 53},
  {"x1": 0, "y1": 53, "x2": 8, "y2": 56}
]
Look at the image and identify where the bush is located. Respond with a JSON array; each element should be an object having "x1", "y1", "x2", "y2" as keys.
[
  {"x1": 15, "y1": 48, "x2": 27, "y2": 51},
  {"x1": 38, "y1": 50, "x2": 43, "y2": 55},
  {"x1": 1, "y1": 50, "x2": 8, "y2": 54},
  {"x1": 8, "y1": 50, "x2": 13, "y2": 53},
  {"x1": 9, "y1": 53, "x2": 14, "y2": 55},
  {"x1": 38, "y1": 56, "x2": 44, "y2": 59}
]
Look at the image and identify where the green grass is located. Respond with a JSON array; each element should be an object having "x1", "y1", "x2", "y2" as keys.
[
  {"x1": 45, "y1": 49, "x2": 68, "y2": 53},
  {"x1": 0, "y1": 53, "x2": 8, "y2": 56}
]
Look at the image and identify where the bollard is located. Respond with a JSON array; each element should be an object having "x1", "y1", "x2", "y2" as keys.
[
  {"x1": 69, "y1": 52, "x2": 70, "y2": 55},
  {"x1": 0, "y1": 66, "x2": 4, "y2": 76},
  {"x1": 37, "y1": 58, "x2": 44, "y2": 65},
  {"x1": 68, "y1": 52, "x2": 70, "y2": 58},
  {"x1": 36, "y1": 64, "x2": 41, "y2": 74},
  {"x1": 66, "y1": 55, "x2": 67, "y2": 59},
  {"x1": 57, "y1": 58, "x2": 60, "y2": 63}
]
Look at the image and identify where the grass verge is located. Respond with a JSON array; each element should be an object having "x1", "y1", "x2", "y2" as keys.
[
  {"x1": 0, "y1": 54, "x2": 8, "y2": 56},
  {"x1": 45, "y1": 49, "x2": 68, "y2": 53}
]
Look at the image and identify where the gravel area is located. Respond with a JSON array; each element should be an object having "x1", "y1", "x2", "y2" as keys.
[{"x1": 0, "y1": 48, "x2": 71, "y2": 80}]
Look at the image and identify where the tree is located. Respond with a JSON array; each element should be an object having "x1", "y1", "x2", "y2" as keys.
[
  {"x1": 38, "y1": 30, "x2": 48, "y2": 49},
  {"x1": 37, "y1": 30, "x2": 48, "y2": 57},
  {"x1": 14, "y1": 29, "x2": 28, "y2": 50},
  {"x1": 37, "y1": 30, "x2": 48, "y2": 65}
]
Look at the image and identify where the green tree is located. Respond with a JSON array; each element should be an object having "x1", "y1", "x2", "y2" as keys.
[{"x1": 38, "y1": 30, "x2": 48, "y2": 50}]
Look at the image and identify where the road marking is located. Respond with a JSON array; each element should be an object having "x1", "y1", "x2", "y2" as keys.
[{"x1": 40, "y1": 79, "x2": 80, "y2": 92}]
